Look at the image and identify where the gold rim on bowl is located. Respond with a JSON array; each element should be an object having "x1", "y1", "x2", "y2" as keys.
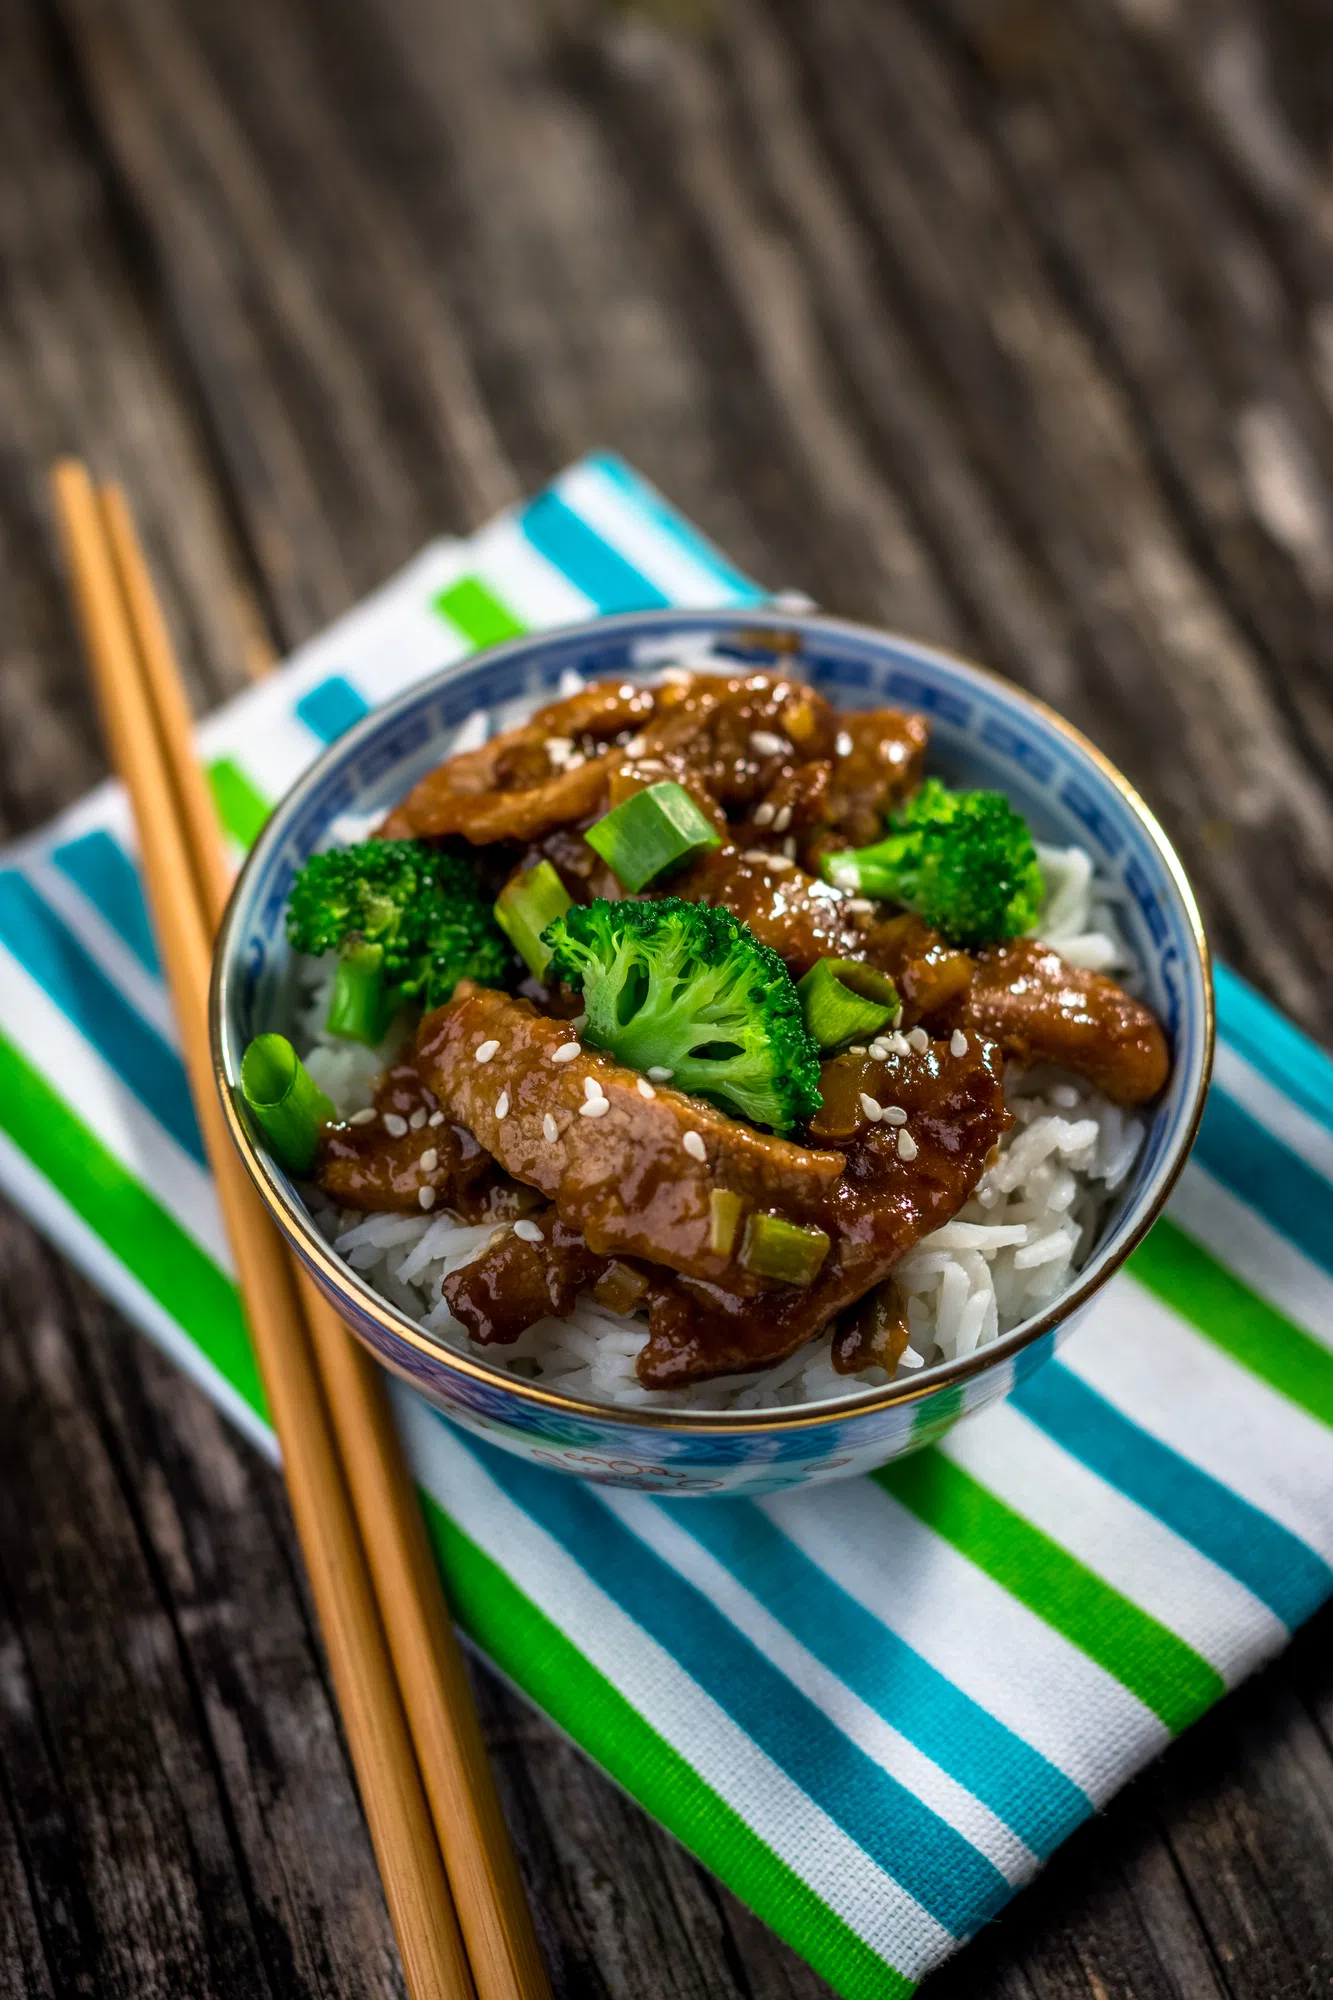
[{"x1": 209, "y1": 610, "x2": 1215, "y2": 1436}]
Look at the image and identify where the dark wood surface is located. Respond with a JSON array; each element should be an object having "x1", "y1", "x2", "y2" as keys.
[{"x1": 3, "y1": 0, "x2": 1333, "y2": 1993}]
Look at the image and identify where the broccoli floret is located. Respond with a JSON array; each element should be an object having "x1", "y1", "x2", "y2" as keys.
[
  {"x1": 286, "y1": 838, "x2": 514, "y2": 1044},
  {"x1": 542, "y1": 898, "x2": 823, "y2": 1134},
  {"x1": 821, "y1": 778, "x2": 1044, "y2": 947}
]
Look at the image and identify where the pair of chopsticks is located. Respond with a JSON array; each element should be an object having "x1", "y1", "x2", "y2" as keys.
[{"x1": 51, "y1": 462, "x2": 550, "y2": 2000}]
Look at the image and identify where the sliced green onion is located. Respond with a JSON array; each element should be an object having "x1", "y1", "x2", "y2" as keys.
[
  {"x1": 326, "y1": 940, "x2": 392, "y2": 1045},
  {"x1": 494, "y1": 861, "x2": 573, "y2": 978},
  {"x1": 240, "y1": 1034, "x2": 335, "y2": 1175},
  {"x1": 738, "y1": 1211, "x2": 830, "y2": 1286},
  {"x1": 797, "y1": 957, "x2": 901, "y2": 1050},
  {"x1": 709, "y1": 1188, "x2": 745, "y2": 1257},
  {"x1": 583, "y1": 780, "x2": 721, "y2": 892}
]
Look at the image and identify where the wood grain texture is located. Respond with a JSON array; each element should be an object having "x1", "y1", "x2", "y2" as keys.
[{"x1": 2, "y1": 0, "x2": 1333, "y2": 1994}]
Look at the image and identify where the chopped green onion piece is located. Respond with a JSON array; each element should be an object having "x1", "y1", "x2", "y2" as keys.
[
  {"x1": 240, "y1": 1034, "x2": 335, "y2": 1176},
  {"x1": 494, "y1": 861, "x2": 573, "y2": 978},
  {"x1": 326, "y1": 939, "x2": 393, "y2": 1045},
  {"x1": 738, "y1": 1211, "x2": 830, "y2": 1286},
  {"x1": 796, "y1": 957, "x2": 901, "y2": 1050},
  {"x1": 583, "y1": 780, "x2": 721, "y2": 892},
  {"x1": 709, "y1": 1188, "x2": 745, "y2": 1257}
]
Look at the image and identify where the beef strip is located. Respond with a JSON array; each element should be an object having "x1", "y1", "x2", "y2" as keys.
[
  {"x1": 381, "y1": 679, "x2": 657, "y2": 843},
  {"x1": 441, "y1": 1212, "x2": 608, "y2": 1344},
  {"x1": 316, "y1": 1058, "x2": 536, "y2": 1219},
  {"x1": 803, "y1": 707, "x2": 929, "y2": 863},
  {"x1": 634, "y1": 670, "x2": 840, "y2": 809},
  {"x1": 938, "y1": 939, "x2": 1169, "y2": 1106},
  {"x1": 861, "y1": 912, "x2": 975, "y2": 1023},
  {"x1": 674, "y1": 844, "x2": 865, "y2": 978},
  {"x1": 416, "y1": 983, "x2": 846, "y2": 1287},
  {"x1": 675, "y1": 848, "x2": 1165, "y2": 1104},
  {"x1": 639, "y1": 1036, "x2": 1009, "y2": 1386}
]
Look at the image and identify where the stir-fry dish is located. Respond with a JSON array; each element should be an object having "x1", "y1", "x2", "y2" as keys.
[{"x1": 241, "y1": 661, "x2": 1170, "y2": 1408}]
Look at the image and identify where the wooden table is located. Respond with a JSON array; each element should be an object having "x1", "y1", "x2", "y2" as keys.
[{"x1": 3, "y1": 1, "x2": 1332, "y2": 1993}]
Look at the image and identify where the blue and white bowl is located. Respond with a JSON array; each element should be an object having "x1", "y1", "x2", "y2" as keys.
[{"x1": 210, "y1": 610, "x2": 1213, "y2": 1496}]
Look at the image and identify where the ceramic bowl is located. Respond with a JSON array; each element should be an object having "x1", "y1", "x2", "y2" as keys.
[{"x1": 210, "y1": 610, "x2": 1212, "y2": 1496}]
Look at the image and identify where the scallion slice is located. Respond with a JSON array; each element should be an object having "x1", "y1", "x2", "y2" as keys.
[
  {"x1": 240, "y1": 1034, "x2": 335, "y2": 1176},
  {"x1": 583, "y1": 780, "x2": 721, "y2": 892},
  {"x1": 709, "y1": 1188, "x2": 745, "y2": 1257},
  {"x1": 738, "y1": 1211, "x2": 830, "y2": 1286},
  {"x1": 494, "y1": 860, "x2": 573, "y2": 978},
  {"x1": 796, "y1": 957, "x2": 901, "y2": 1050}
]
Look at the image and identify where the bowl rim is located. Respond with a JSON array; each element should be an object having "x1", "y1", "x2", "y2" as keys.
[{"x1": 210, "y1": 606, "x2": 1215, "y2": 1434}]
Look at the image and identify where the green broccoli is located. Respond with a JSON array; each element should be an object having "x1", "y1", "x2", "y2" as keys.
[
  {"x1": 286, "y1": 838, "x2": 514, "y2": 1044},
  {"x1": 542, "y1": 898, "x2": 823, "y2": 1134},
  {"x1": 821, "y1": 778, "x2": 1044, "y2": 947}
]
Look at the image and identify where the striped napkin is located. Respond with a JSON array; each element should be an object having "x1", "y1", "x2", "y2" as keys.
[{"x1": 4, "y1": 453, "x2": 1331, "y2": 1998}]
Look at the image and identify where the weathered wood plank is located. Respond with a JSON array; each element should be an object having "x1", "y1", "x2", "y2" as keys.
[{"x1": 3, "y1": 0, "x2": 1333, "y2": 1995}]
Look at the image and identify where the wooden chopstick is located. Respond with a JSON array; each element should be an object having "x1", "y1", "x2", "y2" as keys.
[
  {"x1": 52, "y1": 460, "x2": 476, "y2": 2000},
  {"x1": 90, "y1": 472, "x2": 550, "y2": 2000}
]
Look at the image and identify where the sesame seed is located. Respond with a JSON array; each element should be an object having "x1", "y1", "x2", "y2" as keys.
[
  {"x1": 419, "y1": 1148, "x2": 439, "y2": 1173},
  {"x1": 886, "y1": 1031, "x2": 911, "y2": 1056},
  {"x1": 682, "y1": 1131, "x2": 707, "y2": 1162},
  {"x1": 383, "y1": 1112, "x2": 408, "y2": 1138},
  {"x1": 418, "y1": 1185, "x2": 437, "y2": 1210},
  {"x1": 546, "y1": 736, "x2": 574, "y2": 761},
  {"x1": 836, "y1": 731, "x2": 853, "y2": 758},
  {"x1": 753, "y1": 801, "x2": 776, "y2": 827},
  {"x1": 543, "y1": 1113, "x2": 559, "y2": 1143},
  {"x1": 624, "y1": 734, "x2": 647, "y2": 756},
  {"x1": 494, "y1": 1093, "x2": 509, "y2": 1121},
  {"x1": 636, "y1": 1077, "x2": 656, "y2": 1099},
  {"x1": 868, "y1": 1040, "x2": 890, "y2": 1061},
  {"x1": 349, "y1": 1107, "x2": 377, "y2": 1126},
  {"x1": 571, "y1": 1012, "x2": 589, "y2": 1031},
  {"x1": 513, "y1": 1219, "x2": 544, "y2": 1244},
  {"x1": 849, "y1": 1045, "x2": 868, "y2": 1057},
  {"x1": 768, "y1": 853, "x2": 795, "y2": 871},
  {"x1": 551, "y1": 1042, "x2": 581, "y2": 1063},
  {"x1": 647, "y1": 1065, "x2": 674, "y2": 1081},
  {"x1": 883, "y1": 1105, "x2": 908, "y2": 1126},
  {"x1": 782, "y1": 836, "x2": 797, "y2": 859},
  {"x1": 897, "y1": 1129, "x2": 919, "y2": 1161},
  {"x1": 899, "y1": 1346, "x2": 925, "y2": 1371},
  {"x1": 428, "y1": 1110, "x2": 445, "y2": 1127},
  {"x1": 409, "y1": 1107, "x2": 427, "y2": 1130},
  {"x1": 859, "y1": 1093, "x2": 883, "y2": 1123},
  {"x1": 950, "y1": 1029, "x2": 968, "y2": 1057},
  {"x1": 564, "y1": 751, "x2": 586, "y2": 771},
  {"x1": 907, "y1": 1026, "x2": 930, "y2": 1053},
  {"x1": 583, "y1": 1075, "x2": 605, "y2": 1102},
  {"x1": 773, "y1": 804, "x2": 793, "y2": 833},
  {"x1": 579, "y1": 1097, "x2": 611, "y2": 1118},
  {"x1": 475, "y1": 1039, "x2": 500, "y2": 1063},
  {"x1": 845, "y1": 897, "x2": 874, "y2": 914},
  {"x1": 749, "y1": 729, "x2": 787, "y2": 758}
]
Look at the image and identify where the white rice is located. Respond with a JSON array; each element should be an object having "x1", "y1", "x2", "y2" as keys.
[{"x1": 293, "y1": 835, "x2": 1146, "y2": 1410}]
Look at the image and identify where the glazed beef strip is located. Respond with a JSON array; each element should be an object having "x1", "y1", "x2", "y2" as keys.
[
  {"x1": 678, "y1": 846, "x2": 1164, "y2": 1103},
  {"x1": 441, "y1": 1212, "x2": 609, "y2": 1344},
  {"x1": 639, "y1": 1034, "x2": 1009, "y2": 1387},
  {"x1": 317, "y1": 1058, "x2": 537, "y2": 1219},
  {"x1": 937, "y1": 939, "x2": 1169, "y2": 1106},
  {"x1": 416, "y1": 982, "x2": 846, "y2": 1287},
  {"x1": 381, "y1": 679, "x2": 657, "y2": 843},
  {"x1": 674, "y1": 844, "x2": 865, "y2": 977}
]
